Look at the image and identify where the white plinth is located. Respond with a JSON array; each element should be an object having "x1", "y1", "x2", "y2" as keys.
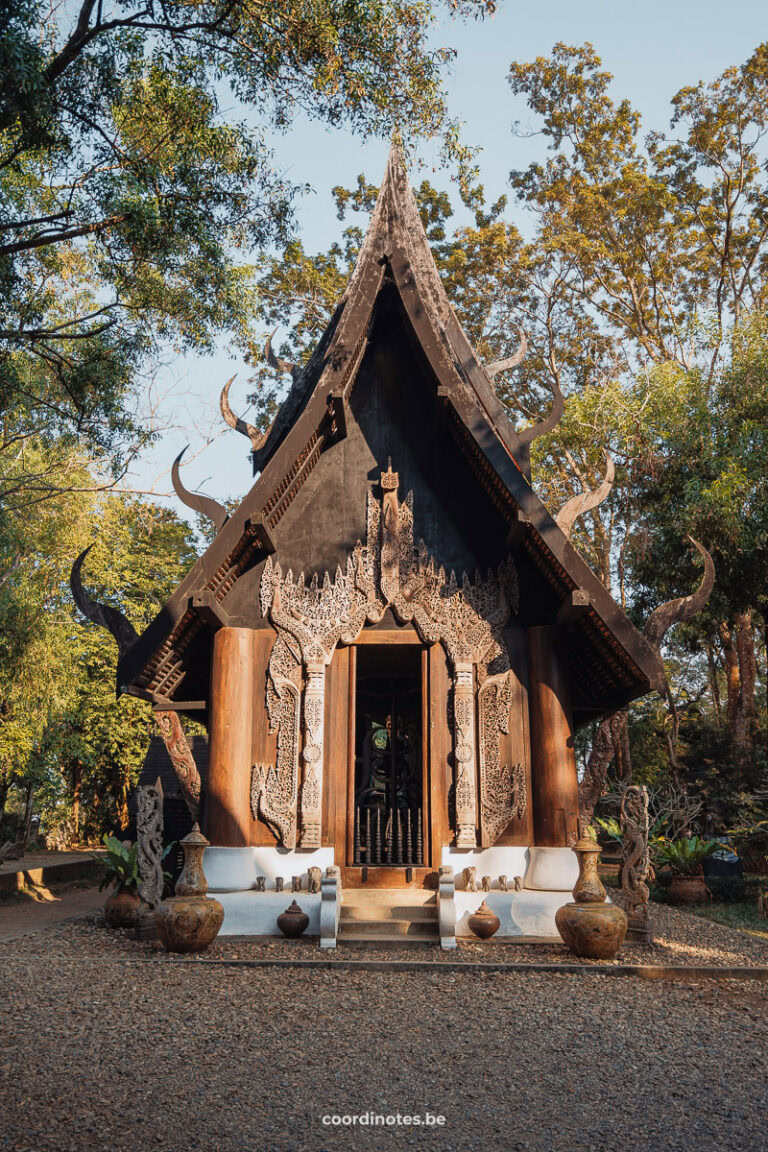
[
  {"x1": 442, "y1": 845, "x2": 529, "y2": 886},
  {"x1": 217, "y1": 891, "x2": 322, "y2": 936},
  {"x1": 524, "y1": 846, "x2": 579, "y2": 891},
  {"x1": 204, "y1": 846, "x2": 334, "y2": 892}
]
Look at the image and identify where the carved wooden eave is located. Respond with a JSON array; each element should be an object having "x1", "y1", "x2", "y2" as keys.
[{"x1": 116, "y1": 146, "x2": 664, "y2": 722}]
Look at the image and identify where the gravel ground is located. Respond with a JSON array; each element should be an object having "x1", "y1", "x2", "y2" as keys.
[
  {"x1": 1, "y1": 904, "x2": 768, "y2": 1151},
  {"x1": 1, "y1": 948, "x2": 766, "y2": 1152},
  {"x1": 5, "y1": 899, "x2": 768, "y2": 967}
]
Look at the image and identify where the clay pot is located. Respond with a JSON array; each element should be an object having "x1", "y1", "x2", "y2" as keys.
[
  {"x1": 555, "y1": 902, "x2": 628, "y2": 959},
  {"x1": 277, "y1": 900, "x2": 309, "y2": 938},
  {"x1": 555, "y1": 835, "x2": 627, "y2": 959},
  {"x1": 155, "y1": 895, "x2": 224, "y2": 953},
  {"x1": 467, "y1": 900, "x2": 501, "y2": 940},
  {"x1": 155, "y1": 824, "x2": 224, "y2": 954},
  {"x1": 105, "y1": 885, "x2": 140, "y2": 928},
  {"x1": 669, "y1": 875, "x2": 710, "y2": 904}
]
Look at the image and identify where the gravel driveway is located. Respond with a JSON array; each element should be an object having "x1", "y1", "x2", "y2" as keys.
[{"x1": 2, "y1": 916, "x2": 767, "y2": 1152}]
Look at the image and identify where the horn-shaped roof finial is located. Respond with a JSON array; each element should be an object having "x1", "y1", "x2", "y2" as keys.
[{"x1": 70, "y1": 545, "x2": 139, "y2": 657}]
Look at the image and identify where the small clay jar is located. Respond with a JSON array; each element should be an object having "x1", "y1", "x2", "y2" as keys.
[
  {"x1": 467, "y1": 900, "x2": 501, "y2": 940},
  {"x1": 105, "y1": 885, "x2": 140, "y2": 928},
  {"x1": 277, "y1": 900, "x2": 309, "y2": 938}
]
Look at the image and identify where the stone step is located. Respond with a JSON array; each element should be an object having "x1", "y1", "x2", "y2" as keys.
[
  {"x1": 341, "y1": 888, "x2": 436, "y2": 907},
  {"x1": 340, "y1": 903, "x2": 437, "y2": 922},
  {"x1": 338, "y1": 923, "x2": 440, "y2": 943},
  {"x1": 338, "y1": 917, "x2": 439, "y2": 937}
]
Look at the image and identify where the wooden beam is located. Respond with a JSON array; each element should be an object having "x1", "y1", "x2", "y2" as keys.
[
  {"x1": 152, "y1": 699, "x2": 206, "y2": 712},
  {"x1": 353, "y1": 627, "x2": 422, "y2": 645}
]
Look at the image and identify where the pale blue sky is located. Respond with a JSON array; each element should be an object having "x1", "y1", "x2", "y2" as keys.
[{"x1": 127, "y1": 1, "x2": 766, "y2": 523}]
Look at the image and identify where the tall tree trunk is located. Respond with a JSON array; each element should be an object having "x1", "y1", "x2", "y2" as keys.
[
  {"x1": 705, "y1": 642, "x2": 722, "y2": 727},
  {"x1": 0, "y1": 772, "x2": 9, "y2": 824},
  {"x1": 719, "y1": 621, "x2": 741, "y2": 733},
  {"x1": 578, "y1": 710, "x2": 626, "y2": 825},
  {"x1": 71, "y1": 761, "x2": 82, "y2": 843},
  {"x1": 733, "y1": 610, "x2": 757, "y2": 761},
  {"x1": 22, "y1": 783, "x2": 34, "y2": 851}
]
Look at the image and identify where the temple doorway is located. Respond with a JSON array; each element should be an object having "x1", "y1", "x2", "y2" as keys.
[{"x1": 351, "y1": 644, "x2": 426, "y2": 875}]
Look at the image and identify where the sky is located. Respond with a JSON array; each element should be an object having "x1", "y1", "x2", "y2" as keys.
[{"x1": 127, "y1": 0, "x2": 766, "y2": 525}]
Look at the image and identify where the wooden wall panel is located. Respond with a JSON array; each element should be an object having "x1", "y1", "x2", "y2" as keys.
[
  {"x1": 428, "y1": 642, "x2": 453, "y2": 866},
  {"x1": 496, "y1": 626, "x2": 534, "y2": 846},
  {"x1": 323, "y1": 645, "x2": 351, "y2": 851},
  {"x1": 249, "y1": 627, "x2": 279, "y2": 846}
]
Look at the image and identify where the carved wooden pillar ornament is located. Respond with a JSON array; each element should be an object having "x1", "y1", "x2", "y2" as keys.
[
  {"x1": 300, "y1": 662, "x2": 326, "y2": 847},
  {"x1": 453, "y1": 662, "x2": 478, "y2": 847}
]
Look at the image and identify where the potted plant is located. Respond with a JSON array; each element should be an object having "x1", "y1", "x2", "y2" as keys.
[
  {"x1": 654, "y1": 835, "x2": 722, "y2": 904},
  {"x1": 96, "y1": 835, "x2": 141, "y2": 927}
]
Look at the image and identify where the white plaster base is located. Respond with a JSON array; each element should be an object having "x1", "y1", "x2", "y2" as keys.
[
  {"x1": 456, "y1": 890, "x2": 613, "y2": 939},
  {"x1": 216, "y1": 891, "x2": 322, "y2": 936},
  {"x1": 442, "y1": 845, "x2": 529, "y2": 886},
  {"x1": 204, "y1": 846, "x2": 334, "y2": 892},
  {"x1": 455, "y1": 890, "x2": 567, "y2": 939}
]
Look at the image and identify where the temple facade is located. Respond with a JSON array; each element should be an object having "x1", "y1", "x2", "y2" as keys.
[{"x1": 96, "y1": 149, "x2": 664, "y2": 943}]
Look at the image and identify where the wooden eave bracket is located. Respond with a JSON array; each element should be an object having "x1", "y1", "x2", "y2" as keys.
[
  {"x1": 325, "y1": 392, "x2": 347, "y2": 443},
  {"x1": 505, "y1": 508, "x2": 530, "y2": 550},
  {"x1": 556, "y1": 589, "x2": 591, "y2": 626},
  {"x1": 190, "y1": 590, "x2": 232, "y2": 631},
  {"x1": 243, "y1": 516, "x2": 275, "y2": 555}
]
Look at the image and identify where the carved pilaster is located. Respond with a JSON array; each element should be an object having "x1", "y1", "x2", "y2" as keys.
[
  {"x1": 453, "y1": 663, "x2": 478, "y2": 847},
  {"x1": 300, "y1": 663, "x2": 326, "y2": 847}
]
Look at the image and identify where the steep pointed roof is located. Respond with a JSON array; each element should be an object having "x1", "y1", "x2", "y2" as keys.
[
  {"x1": 117, "y1": 147, "x2": 664, "y2": 721},
  {"x1": 251, "y1": 145, "x2": 530, "y2": 477}
]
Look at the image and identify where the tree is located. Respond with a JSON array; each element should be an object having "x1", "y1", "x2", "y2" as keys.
[
  {"x1": 0, "y1": 480, "x2": 198, "y2": 842},
  {"x1": 1, "y1": 0, "x2": 495, "y2": 511}
]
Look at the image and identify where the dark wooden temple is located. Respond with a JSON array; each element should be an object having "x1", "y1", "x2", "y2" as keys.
[{"x1": 113, "y1": 147, "x2": 663, "y2": 887}]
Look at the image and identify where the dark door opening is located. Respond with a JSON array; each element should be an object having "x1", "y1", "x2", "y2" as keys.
[{"x1": 353, "y1": 645, "x2": 423, "y2": 868}]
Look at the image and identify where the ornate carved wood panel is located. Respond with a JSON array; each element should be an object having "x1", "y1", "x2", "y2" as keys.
[{"x1": 257, "y1": 462, "x2": 527, "y2": 851}]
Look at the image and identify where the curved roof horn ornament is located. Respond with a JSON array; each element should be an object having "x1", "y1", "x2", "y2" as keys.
[
  {"x1": 171, "y1": 447, "x2": 229, "y2": 535},
  {"x1": 556, "y1": 455, "x2": 616, "y2": 540},
  {"x1": 70, "y1": 545, "x2": 139, "y2": 657},
  {"x1": 220, "y1": 375, "x2": 268, "y2": 453},
  {"x1": 485, "y1": 327, "x2": 528, "y2": 380},
  {"x1": 264, "y1": 329, "x2": 302, "y2": 382},
  {"x1": 642, "y1": 537, "x2": 715, "y2": 652}
]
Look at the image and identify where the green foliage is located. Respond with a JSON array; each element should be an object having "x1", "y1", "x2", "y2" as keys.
[
  {"x1": 96, "y1": 834, "x2": 139, "y2": 893},
  {"x1": 653, "y1": 835, "x2": 722, "y2": 876},
  {"x1": 594, "y1": 817, "x2": 622, "y2": 845}
]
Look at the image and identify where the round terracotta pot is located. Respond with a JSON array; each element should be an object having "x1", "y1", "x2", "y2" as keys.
[
  {"x1": 277, "y1": 900, "x2": 309, "y2": 938},
  {"x1": 668, "y1": 875, "x2": 710, "y2": 904},
  {"x1": 555, "y1": 902, "x2": 628, "y2": 960},
  {"x1": 467, "y1": 900, "x2": 501, "y2": 940},
  {"x1": 105, "y1": 886, "x2": 140, "y2": 929},
  {"x1": 154, "y1": 896, "x2": 224, "y2": 953}
]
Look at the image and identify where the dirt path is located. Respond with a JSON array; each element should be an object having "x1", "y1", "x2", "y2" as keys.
[{"x1": 0, "y1": 885, "x2": 105, "y2": 942}]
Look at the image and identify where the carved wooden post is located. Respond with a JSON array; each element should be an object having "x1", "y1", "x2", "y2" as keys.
[
  {"x1": 299, "y1": 662, "x2": 326, "y2": 847},
  {"x1": 205, "y1": 627, "x2": 254, "y2": 846},
  {"x1": 528, "y1": 625, "x2": 579, "y2": 846},
  {"x1": 453, "y1": 662, "x2": 478, "y2": 848}
]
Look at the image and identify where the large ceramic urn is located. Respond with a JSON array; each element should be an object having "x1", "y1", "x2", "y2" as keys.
[
  {"x1": 555, "y1": 835, "x2": 628, "y2": 960},
  {"x1": 155, "y1": 825, "x2": 224, "y2": 953}
]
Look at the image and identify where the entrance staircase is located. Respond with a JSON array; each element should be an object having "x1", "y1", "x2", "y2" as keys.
[{"x1": 338, "y1": 888, "x2": 439, "y2": 945}]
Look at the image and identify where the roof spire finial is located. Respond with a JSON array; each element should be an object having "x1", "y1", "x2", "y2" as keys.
[{"x1": 381, "y1": 457, "x2": 398, "y2": 491}]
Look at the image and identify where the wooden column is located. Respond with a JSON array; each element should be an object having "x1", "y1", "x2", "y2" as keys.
[
  {"x1": 528, "y1": 625, "x2": 579, "y2": 847},
  {"x1": 205, "y1": 627, "x2": 254, "y2": 846}
]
